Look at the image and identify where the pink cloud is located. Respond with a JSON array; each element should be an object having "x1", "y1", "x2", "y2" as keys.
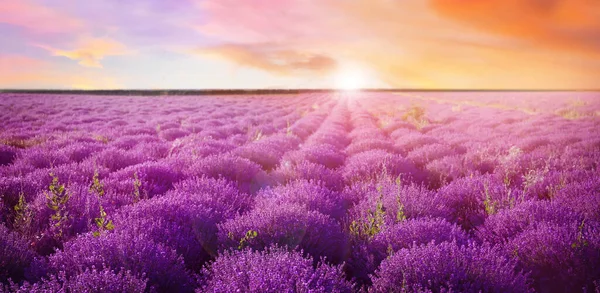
[
  {"x1": 0, "y1": 55, "x2": 48, "y2": 72},
  {"x1": 196, "y1": 0, "x2": 344, "y2": 43},
  {"x1": 0, "y1": 0, "x2": 84, "y2": 33}
]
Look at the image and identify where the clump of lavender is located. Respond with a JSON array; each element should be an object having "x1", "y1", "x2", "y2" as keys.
[
  {"x1": 44, "y1": 231, "x2": 197, "y2": 292},
  {"x1": 272, "y1": 160, "x2": 345, "y2": 191},
  {"x1": 189, "y1": 154, "x2": 267, "y2": 194},
  {"x1": 436, "y1": 174, "x2": 518, "y2": 231},
  {"x1": 282, "y1": 144, "x2": 346, "y2": 169},
  {"x1": 218, "y1": 202, "x2": 348, "y2": 264},
  {"x1": 0, "y1": 224, "x2": 37, "y2": 284},
  {"x1": 370, "y1": 241, "x2": 533, "y2": 293},
  {"x1": 0, "y1": 145, "x2": 17, "y2": 166},
  {"x1": 370, "y1": 217, "x2": 469, "y2": 260},
  {"x1": 506, "y1": 220, "x2": 600, "y2": 292},
  {"x1": 477, "y1": 200, "x2": 583, "y2": 244},
  {"x1": 110, "y1": 161, "x2": 183, "y2": 199},
  {"x1": 255, "y1": 179, "x2": 349, "y2": 221},
  {"x1": 113, "y1": 185, "x2": 228, "y2": 270},
  {"x1": 172, "y1": 176, "x2": 254, "y2": 218},
  {"x1": 342, "y1": 150, "x2": 421, "y2": 184},
  {"x1": 4, "y1": 267, "x2": 150, "y2": 293},
  {"x1": 200, "y1": 246, "x2": 354, "y2": 293},
  {"x1": 346, "y1": 178, "x2": 450, "y2": 229}
]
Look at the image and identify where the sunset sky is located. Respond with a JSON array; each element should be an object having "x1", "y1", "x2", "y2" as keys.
[{"x1": 1, "y1": 0, "x2": 599, "y2": 89}]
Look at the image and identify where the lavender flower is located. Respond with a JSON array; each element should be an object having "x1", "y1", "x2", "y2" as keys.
[{"x1": 201, "y1": 246, "x2": 353, "y2": 293}]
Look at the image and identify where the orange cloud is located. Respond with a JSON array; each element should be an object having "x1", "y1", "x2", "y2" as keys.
[
  {"x1": 196, "y1": 44, "x2": 338, "y2": 75},
  {"x1": 37, "y1": 37, "x2": 130, "y2": 68},
  {"x1": 430, "y1": 0, "x2": 600, "y2": 53},
  {"x1": 0, "y1": 54, "x2": 120, "y2": 89},
  {"x1": 0, "y1": 0, "x2": 84, "y2": 33}
]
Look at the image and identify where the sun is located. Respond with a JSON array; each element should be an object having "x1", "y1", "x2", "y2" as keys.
[{"x1": 334, "y1": 70, "x2": 366, "y2": 91}]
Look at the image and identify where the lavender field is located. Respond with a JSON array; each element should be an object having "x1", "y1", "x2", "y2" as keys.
[{"x1": 0, "y1": 92, "x2": 599, "y2": 293}]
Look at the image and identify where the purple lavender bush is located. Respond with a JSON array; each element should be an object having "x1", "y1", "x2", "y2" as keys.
[
  {"x1": 217, "y1": 202, "x2": 349, "y2": 264},
  {"x1": 4, "y1": 268, "x2": 150, "y2": 293},
  {"x1": 282, "y1": 144, "x2": 346, "y2": 169},
  {"x1": 272, "y1": 160, "x2": 345, "y2": 191},
  {"x1": 187, "y1": 154, "x2": 267, "y2": 194},
  {"x1": 43, "y1": 231, "x2": 197, "y2": 292},
  {"x1": 0, "y1": 145, "x2": 17, "y2": 166},
  {"x1": 113, "y1": 177, "x2": 251, "y2": 269},
  {"x1": 255, "y1": 179, "x2": 349, "y2": 220},
  {"x1": 0, "y1": 224, "x2": 36, "y2": 284},
  {"x1": 506, "y1": 220, "x2": 600, "y2": 292},
  {"x1": 370, "y1": 241, "x2": 533, "y2": 293},
  {"x1": 342, "y1": 150, "x2": 422, "y2": 184},
  {"x1": 200, "y1": 246, "x2": 353, "y2": 293}
]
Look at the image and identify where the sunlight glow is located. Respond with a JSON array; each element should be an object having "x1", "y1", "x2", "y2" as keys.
[{"x1": 334, "y1": 70, "x2": 366, "y2": 91}]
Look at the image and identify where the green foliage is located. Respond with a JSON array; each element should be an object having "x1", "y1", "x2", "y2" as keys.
[
  {"x1": 402, "y1": 105, "x2": 429, "y2": 129},
  {"x1": 402, "y1": 105, "x2": 425, "y2": 121},
  {"x1": 229, "y1": 230, "x2": 259, "y2": 250},
  {"x1": 396, "y1": 202, "x2": 407, "y2": 223},
  {"x1": 252, "y1": 129, "x2": 264, "y2": 141},
  {"x1": 90, "y1": 169, "x2": 113, "y2": 237},
  {"x1": 502, "y1": 173, "x2": 512, "y2": 188},
  {"x1": 572, "y1": 219, "x2": 589, "y2": 249},
  {"x1": 394, "y1": 177, "x2": 406, "y2": 222},
  {"x1": 238, "y1": 230, "x2": 258, "y2": 250},
  {"x1": 89, "y1": 169, "x2": 105, "y2": 197},
  {"x1": 483, "y1": 182, "x2": 499, "y2": 216},
  {"x1": 13, "y1": 192, "x2": 32, "y2": 235},
  {"x1": 286, "y1": 120, "x2": 293, "y2": 136},
  {"x1": 45, "y1": 172, "x2": 70, "y2": 240},
  {"x1": 246, "y1": 125, "x2": 264, "y2": 141},
  {"x1": 547, "y1": 175, "x2": 567, "y2": 199},
  {"x1": 0, "y1": 137, "x2": 47, "y2": 149},
  {"x1": 350, "y1": 186, "x2": 386, "y2": 240},
  {"x1": 92, "y1": 134, "x2": 109, "y2": 144},
  {"x1": 133, "y1": 172, "x2": 142, "y2": 203},
  {"x1": 92, "y1": 206, "x2": 114, "y2": 237},
  {"x1": 386, "y1": 244, "x2": 394, "y2": 259}
]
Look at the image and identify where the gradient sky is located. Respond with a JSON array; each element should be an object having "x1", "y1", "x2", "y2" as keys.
[{"x1": 1, "y1": 0, "x2": 599, "y2": 89}]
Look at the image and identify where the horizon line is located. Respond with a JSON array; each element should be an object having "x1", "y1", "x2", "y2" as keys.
[{"x1": 1, "y1": 88, "x2": 599, "y2": 96}]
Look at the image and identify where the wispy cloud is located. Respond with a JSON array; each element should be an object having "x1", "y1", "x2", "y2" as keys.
[
  {"x1": 430, "y1": 0, "x2": 600, "y2": 53},
  {"x1": 37, "y1": 37, "x2": 130, "y2": 68},
  {"x1": 195, "y1": 44, "x2": 338, "y2": 75},
  {"x1": 0, "y1": 0, "x2": 84, "y2": 34},
  {"x1": 0, "y1": 54, "x2": 120, "y2": 88}
]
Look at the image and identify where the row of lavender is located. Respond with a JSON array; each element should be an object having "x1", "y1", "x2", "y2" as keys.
[{"x1": 1, "y1": 92, "x2": 599, "y2": 292}]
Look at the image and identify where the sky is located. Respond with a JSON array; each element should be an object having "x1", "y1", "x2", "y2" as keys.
[{"x1": 1, "y1": 0, "x2": 599, "y2": 90}]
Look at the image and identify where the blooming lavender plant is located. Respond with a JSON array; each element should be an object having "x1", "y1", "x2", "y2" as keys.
[
  {"x1": 44, "y1": 231, "x2": 197, "y2": 292},
  {"x1": 370, "y1": 241, "x2": 533, "y2": 293},
  {"x1": 200, "y1": 246, "x2": 353, "y2": 293},
  {"x1": 218, "y1": 202, "x2": 349, "y2": 264}
]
